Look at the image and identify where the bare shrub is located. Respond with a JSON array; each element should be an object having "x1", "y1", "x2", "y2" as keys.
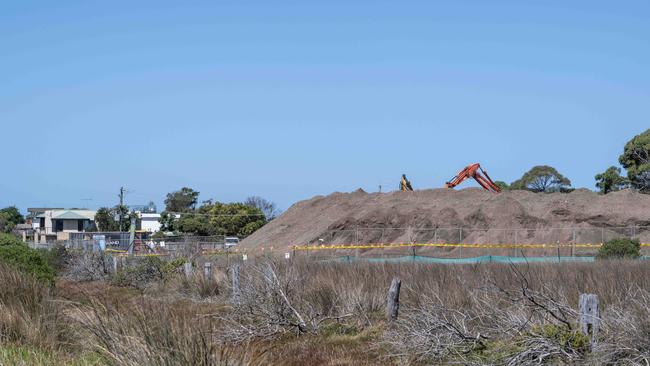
[
  {"x1": 74, "y1": 295, "x2": 268, "y2": 366},
  {"x1": 63, "y1": 250, "x2": 110, "y2": 282},
  {"x1": 382, "y1": 264, "x2": 590, "y2": 365},
  {"x1": 217, "y1": 260, "x2": 356, "y2": 343},
  {"x1": 597, "y1": 288, "x2": 650, "y2": 365}
]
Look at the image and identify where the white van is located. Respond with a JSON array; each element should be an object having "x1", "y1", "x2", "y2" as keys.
[{"x1": 224, "y1": 237, "x2": 240, "y2": 248}]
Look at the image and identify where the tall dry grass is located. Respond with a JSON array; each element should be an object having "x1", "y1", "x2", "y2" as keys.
[
  {"x1": 5, "y1": 251, "x2": 650, "y2": 365},
  {"x1": 0, "y1": 263, "x2": 70, "y2": 350}
]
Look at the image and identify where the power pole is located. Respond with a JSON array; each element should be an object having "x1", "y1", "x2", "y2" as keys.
[{"x1": 119, "y1": 187, "x2": 126, "y2": 232}]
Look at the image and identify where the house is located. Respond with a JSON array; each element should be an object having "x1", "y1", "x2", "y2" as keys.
[
  {"x1": 30, "y1": 208, "x2": 97, "y2": 242},
  {"x1": 139, "y1": 213, "x2": 162, "y2": 233}
]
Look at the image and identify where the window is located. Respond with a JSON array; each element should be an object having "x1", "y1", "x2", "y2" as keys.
[
  {"x1": 55, "y1": 220, "x2": 63, "y2": 232},
  {"x1": 78, "y1": 220, "x2": 84, "y2": 232}
]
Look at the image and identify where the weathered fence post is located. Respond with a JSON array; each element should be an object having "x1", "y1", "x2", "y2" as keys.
[
  {"x1": 579, "y1": 293, "x2": 600, "y2": 349},
  {"x1": 386, "y1": 277, "x2": 401, "y2": 321},
  {"x1": 204, "y1": 262, "x2": 212, "y2": 278},
  {"x1": 231, "y1": 264, "x2": 241, "y2": 305},
  {"x1": 112, "y1": 256, "x2": 118, "y2": 274},
  {"x1": 183, "y1": 261, "x2": 193, "y2": 280}
]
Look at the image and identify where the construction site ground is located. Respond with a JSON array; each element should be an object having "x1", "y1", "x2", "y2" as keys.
[{"x1": 241, "y1": 188, "x2": 650, "y2": 258}]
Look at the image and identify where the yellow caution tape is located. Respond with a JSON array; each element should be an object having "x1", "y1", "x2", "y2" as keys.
[{"x1": 292, "y1": 243, "x2": 650, "y2": 250}]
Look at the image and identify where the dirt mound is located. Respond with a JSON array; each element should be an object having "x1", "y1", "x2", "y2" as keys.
[{"x1": 241, "y1": 188, "x2": 650, "y2": 250}]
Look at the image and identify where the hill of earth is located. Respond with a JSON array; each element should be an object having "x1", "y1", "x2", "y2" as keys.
[{"x1": 241, "y1": 188, "x2": 650, "y2": 254}]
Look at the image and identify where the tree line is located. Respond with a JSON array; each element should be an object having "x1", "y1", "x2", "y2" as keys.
[
  {"x1": 93, "y1": 189, "x2": 279, "y2": 238},
  {"x1": 494, "y1": 129, "x2": 650, "y2": 194}
]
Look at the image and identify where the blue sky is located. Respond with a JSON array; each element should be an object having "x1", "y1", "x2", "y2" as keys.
[{"x1": 1, "y1": 1, "x2": 649, "y2": 212}]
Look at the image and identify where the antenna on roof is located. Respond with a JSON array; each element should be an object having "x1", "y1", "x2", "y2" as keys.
[{"x1": 80, "y1": 198, "x2": 93, "y2": 209}]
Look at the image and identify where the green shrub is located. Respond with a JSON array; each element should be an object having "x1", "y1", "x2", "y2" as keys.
[
  {"x1": 0, "y1": 233, "x2": 23, "y2": 247},
  {"x1": 534, "y1": 324, "x2": 590, "y2": 354},
  {"x1": 0, "y1": 234, "x2": 57, "y2": 285},
  {"x1": 0, "y1": 244, "x2": 55, "y2": 285},
  {"x1": 597, "y1": 238, "x2": 641, "y2": 259},
  {"x1": 40, "y1": 243, "x2": 70, "y2": 274}
]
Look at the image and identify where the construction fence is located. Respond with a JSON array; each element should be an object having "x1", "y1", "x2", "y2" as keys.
[{"x1": 60, "y1": 225, "x2": 650, "y2": 261}]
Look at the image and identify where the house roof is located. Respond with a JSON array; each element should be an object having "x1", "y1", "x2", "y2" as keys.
[
  {"x1": 53, "y1": 211, "x2": 93, "y2": 220},
  {"x1": 35, "y1": 209, "x2": 97, "y2": 220}
]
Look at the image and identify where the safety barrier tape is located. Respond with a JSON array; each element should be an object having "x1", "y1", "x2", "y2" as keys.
[{"x1": 292, "y1": 243, "x2": 650, "y2": 250}]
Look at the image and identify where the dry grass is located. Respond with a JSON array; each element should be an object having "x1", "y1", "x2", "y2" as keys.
[{"x1": 4, "y1": 254, "x2": 650, "y2": 365}]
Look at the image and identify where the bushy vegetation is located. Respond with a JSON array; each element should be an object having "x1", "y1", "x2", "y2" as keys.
[
  {"x1": 0, "y1": 233, "x2": 55, "y2": 285},
  {"x1": 0, "y1": 232, "x2": 23, "y2": 246},
  {"x1": 597, "y1": 238, "x2": 641, "y2": 259},
  {"x1": 158, "y1": 187, "x2": 270, "y2": 237},
  {"x1": 0, "y1": 206, "x2": 24, "y2": 233}
]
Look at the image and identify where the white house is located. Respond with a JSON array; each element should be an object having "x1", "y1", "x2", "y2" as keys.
[{"x1": 139, "y1": 213, "x2": 162, "y2": 233}]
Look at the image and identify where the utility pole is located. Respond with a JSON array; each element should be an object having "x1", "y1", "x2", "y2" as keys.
[{"x1": 119, "y1": 187, "x2": 127, "y2": 232}]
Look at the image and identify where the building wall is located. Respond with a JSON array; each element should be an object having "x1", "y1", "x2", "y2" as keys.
[{"x1": 140, "y1": 214, "x2": 161, "y2": 233}]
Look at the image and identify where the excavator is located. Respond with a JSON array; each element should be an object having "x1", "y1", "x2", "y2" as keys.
[
  {"x1": 445, "y1": 163, "x2": 502, "y2": 193},
  {"x1": 400, "y1": 174, "x2": 413, "y2": 191}
]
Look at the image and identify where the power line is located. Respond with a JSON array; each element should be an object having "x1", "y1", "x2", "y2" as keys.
[{"x1": 166, "y1": 211, "x2": 266, "y2": 218}]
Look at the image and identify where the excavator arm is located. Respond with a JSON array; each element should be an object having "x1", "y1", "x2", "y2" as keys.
[
  {"x1": 445, "y1": 163, "x2": 502, "y2": 193},
  {"x1": 400, "y1": 174, "x2": 414, "y2": 191}
]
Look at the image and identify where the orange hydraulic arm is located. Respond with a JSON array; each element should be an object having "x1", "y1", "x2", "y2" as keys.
[{"x1": 445, "y1": 163, "x2": 502, "y2": 193}]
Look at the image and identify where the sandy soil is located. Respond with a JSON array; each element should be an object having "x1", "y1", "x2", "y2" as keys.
[{"x1": 241, "y1": 188, "x2": 650, "y2": 253}]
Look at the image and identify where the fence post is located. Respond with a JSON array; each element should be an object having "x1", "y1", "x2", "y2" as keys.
[
  {"x1": 601, "y1": 227, "x2": 605, "y2": 244},
  {"x1": 386, "y1": 277, "x2": 401, "y2": 321},
  {"x1": 514, "y1": 229, "x2": 518, "y2": 257},
  {"x1": 231, "y1": 264, "x2": 241, "y2": 305},
  {"x1": 204, "y1": 262, "x2": 212, "y2": 278},
  {"x1": 579, "y1": 293, "x2": 600, "y2": 349},
  {"x1": 112, "y1": 256, "x2": 118, "y2": 274},
  {"x1": 183, "y1": 261, "x2": 193, "y2": 279}
]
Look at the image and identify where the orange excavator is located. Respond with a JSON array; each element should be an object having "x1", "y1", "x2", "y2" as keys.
[{"x1": 445, "y1": 163, "x2": 502, "y2": 193}]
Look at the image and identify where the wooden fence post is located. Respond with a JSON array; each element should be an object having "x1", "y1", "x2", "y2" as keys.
[
  {"x1": 231, "y1": 264, "x2": 241, "y2": 305},
  {"x1": 204, "y1": 262, "x2": 212, "y2": 278},
  {"x1": 184, "y1": 261, "x2": 193, "y2": 280},
  {"x1": 579, "y1": 293, "x2": 600, "y2": 348},
  {"x1": 112, "y1": 256, "x2": 118, "y2": 274},
  {"x1": 386, "y1": 277, "x2": 401, "y2": 321}
]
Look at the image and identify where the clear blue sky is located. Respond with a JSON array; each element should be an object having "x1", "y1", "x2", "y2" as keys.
[{"x1": 1, "y1": 1, "x2": 649, "y2": 213}]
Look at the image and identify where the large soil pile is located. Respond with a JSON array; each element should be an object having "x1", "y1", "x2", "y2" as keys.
[{"x1": 241, "y1": 188, "x2": 650, "y2": 252}]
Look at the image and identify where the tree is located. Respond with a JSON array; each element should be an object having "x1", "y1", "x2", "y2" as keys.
[
  {"x1": 95, "y1": 207, "x2": 116, "y2": 231},
  {"x1": 164, "y1": 187, "x2": 199, "y2": 213},
  {"x1": 619, "y1": 129, "x2": 650, "y2": 192},
  {"x1": 597, "y1": 238, "x2": 640, "y2": 260},
  {"x1": 0, "y1": 206, "x2": 24, "y2": 233},
  {"x1": 94, "y1": 206, "x2": 133, "y2": 232},
  {"x1": 494, "y1": 181, "x2": 510, "y2": 191},
  {"x1": 158, "y1": 211, "x2": 177, "y2": 232},
  {"x1": 245, "y1": 196, "x2": 280, "y2": 220},
  {"x1": 166, "y1": 200, "x2": 267, "y2": 237},
  {"x1": 207, "y1": 202, "x2": 266, "y2": 237},
  {"x1": 510, "y1": 166, "x2": 572, "y2": 193},
  {"x1": 595, "y1": 166, "x2": 629, "y2": 194}
]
